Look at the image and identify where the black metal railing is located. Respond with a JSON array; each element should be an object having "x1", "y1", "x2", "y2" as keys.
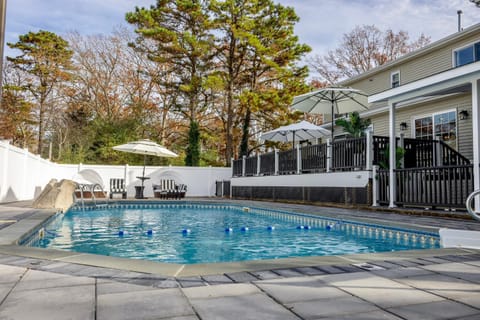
[
  {"x1": 244, "y1": 156, "x2": 258, "y2": 176},
  {"x1": 332, "y1": 137, "x2": 366, "y2": 170},
  {"x1": 259, "y1": 152, "x2": 275, "y2": 175},
  {"x1": 378, "y1": 165, "x2": 473, "y2": 209},
  {"x1": 278, "y1": 149, "x2": 297, "y2": 174},
  {"x1": 438, "y1": 140, "x2": 470, "y2": 166},
  {"x1": 232, "y1": 159, "x2": 243, "y2": 177},
  {"x1": 301, "y1": 143, "x2": 327, "y2": 172}
]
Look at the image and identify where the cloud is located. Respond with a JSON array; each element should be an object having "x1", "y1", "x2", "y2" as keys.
[
  {"x1": 278, "y1": 0, "x2": 479, "y2": 57},
  {"x1": 4, "y1": 0, "x2": 480, "y2": 61}
]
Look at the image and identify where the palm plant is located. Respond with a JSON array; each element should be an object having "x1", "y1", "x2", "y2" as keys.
[{"x1": 335, "y1": 111, "x2": 371, "y2": 138}]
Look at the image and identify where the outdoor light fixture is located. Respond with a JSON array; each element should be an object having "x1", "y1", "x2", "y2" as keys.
[
  {"x1": 399, "y1": 122, "x2": 408, "y2": 131},
  {"x1": 459, "y1": 110, "x2": 469, "y2": 120}
]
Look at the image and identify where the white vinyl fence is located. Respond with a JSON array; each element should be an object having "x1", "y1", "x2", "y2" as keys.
[{"x1": 0, "y1": 141, "x2": 231, "y2": 203}]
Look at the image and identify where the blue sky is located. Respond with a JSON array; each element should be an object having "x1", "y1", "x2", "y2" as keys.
[{"x1": 4, "y1": 0, "x2": 480, "y2": 58}]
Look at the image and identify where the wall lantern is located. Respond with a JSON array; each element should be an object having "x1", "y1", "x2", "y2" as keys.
[
  {"x1": 459, "y1": 110, "x2": 469, "y2": 120},
  {"x1": 399, "y1": 122, "x2": 408, "y2": 131}
]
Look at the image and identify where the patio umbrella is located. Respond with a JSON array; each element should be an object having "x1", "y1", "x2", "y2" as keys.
[
  {"x1": 112, "y1": 139, "x2": 177, "y2": 189},
  {"x1": 260, "y1": 120, "x2": 330, "y2": 147},
  {"x1": 291, "y1": 87, "x2": 369, "y2": 141}
]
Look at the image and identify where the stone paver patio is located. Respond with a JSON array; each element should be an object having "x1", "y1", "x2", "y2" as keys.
[{"x1": 0, "y1": 200, "x2": 479, "y2": 319}]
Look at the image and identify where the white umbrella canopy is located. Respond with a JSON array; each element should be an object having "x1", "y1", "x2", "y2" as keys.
[
  {"x1": 112, "y1": 139, "x2": 178, "y2": 158},
  {"x1": 260, "y1": 120, "x2": 330, "y2": 145},
  {"x1": 291, "y1": 87, "x2": 370, "y2": 140},
  {"x1": 112, "y1": 139, "x2": 177, "y2": 188}
]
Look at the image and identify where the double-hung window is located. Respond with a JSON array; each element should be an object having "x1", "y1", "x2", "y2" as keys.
[
  {"x1": 454, "y1": 41, "x2": 480, "y2": 67},
  {"x1": 391, "y1": 71, "x2": 400, "y2": 88}
]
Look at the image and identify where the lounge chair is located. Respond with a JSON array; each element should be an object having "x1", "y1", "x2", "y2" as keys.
[
  {"x1": 153, "y1": 179, "x2": 176, "y2": 199},
  {"x1": 110, "y1": 178, "x2": 127, "y2": 199}
]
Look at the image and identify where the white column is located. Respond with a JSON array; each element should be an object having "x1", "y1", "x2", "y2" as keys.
[
  {"x1": 399, "y1": 133, "x2": 405, "y2": 168},
  {"x1": 326, "y1": 139, "x2": 332, "y2": 172},
  {"x1": 242, "y1": 155, "x2": 246, "y2": 177},
  {"x1": 296, "y1": 144, "x2": 302, "y2": 174},
  {"x1": 256, "y1": 154, "x2": 261, "y2": 176},
  {"x1": 274, "y1": 148, "x2": 279, "y2": 175},
  {"x1": 372, "y1": 165, "x2": 379, "y2": 206},
  {"x1": 389, "y1": 101, "x2": 397, "y2": 208},
  {"x1": 366, "y1": 130, "x2": 373, "y2": 170},
  {"x1": 472, "y1": 79, "x2": 480, "y2": 199}
]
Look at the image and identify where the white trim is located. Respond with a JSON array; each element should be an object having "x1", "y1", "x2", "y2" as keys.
[
  {"x1": 369, "y1": 61, "x2": 480, "y2": 104},
  {"x1": 390, "y1": 70, "x2": 400, "y2": 88}
]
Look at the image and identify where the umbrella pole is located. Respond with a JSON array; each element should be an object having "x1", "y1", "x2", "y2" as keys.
[{"x1": 331, "y1": 100, "x2": 334, "y2": 142}]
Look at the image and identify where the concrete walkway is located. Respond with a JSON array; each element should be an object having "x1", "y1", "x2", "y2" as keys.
[
  {"x1": 0, "y1": 200, "x2": 479, "y2": 319},
  {"x1": 1, "y1": 254, "x2": 479, "y2": 319}
]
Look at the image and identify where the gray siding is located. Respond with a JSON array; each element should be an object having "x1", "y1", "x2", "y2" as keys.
[{"x1": 344, "y1": 33, "x2": 480, "y2": 97}]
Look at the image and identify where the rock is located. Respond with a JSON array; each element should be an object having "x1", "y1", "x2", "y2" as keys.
[{"x1": 32, "y1": 179, "x2": 76, "y2": 211}]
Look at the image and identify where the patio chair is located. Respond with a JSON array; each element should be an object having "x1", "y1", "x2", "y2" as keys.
[
  {"x1": 176, "y1": 184, "x2": 187, "y2": 199},
  {"x1": 110, "y1": 178, "x2": 127, "y2": 199},
  {"x1": 153, "y1": 179, "x2": 176, "y2": 199}
]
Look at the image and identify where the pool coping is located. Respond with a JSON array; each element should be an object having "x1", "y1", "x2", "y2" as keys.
[{"x1": 0, "y1": 200, "x2": 477, "y2": 279}]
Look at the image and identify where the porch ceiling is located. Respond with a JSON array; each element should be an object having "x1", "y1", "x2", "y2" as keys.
[{"x1": 369, "y1": 61, "x2": 480, "y2": 105}]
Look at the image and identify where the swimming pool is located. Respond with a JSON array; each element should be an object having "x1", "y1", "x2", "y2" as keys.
[{"x1": 24, "y1": 202, "x2": 440, "y2": 264}]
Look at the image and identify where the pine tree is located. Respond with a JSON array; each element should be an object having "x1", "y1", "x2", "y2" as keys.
[{"x1": 7, "y1": 30, "x2": 74, "y2": 155}]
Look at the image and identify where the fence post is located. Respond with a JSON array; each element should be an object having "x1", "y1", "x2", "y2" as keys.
[
  {"x1": 124, "y1": 164, "x2": 129, "y2": 186},
  {"x1": 366, "y1": 130, "x2": 373, "y2": 170},
  {"x1": 399, "y1": 133, "x2": 405, "y2": 168},
  {"x1": 242, "y1": 155, "x2": 246, "y2": 177},
  {"x1": 274, "y1": 148, "x2": 279, "y2": 175},
  {"x1": 296, "y1": 144, "x2": 302, "y2": 174},
  {"x1": 231, "y1": 157, "x2": 234, "y2": 177},
  {"x1": 256, "y1": 154, "x2": 261, "y2": 176},
  {"x1": 326, "y1": 139, "x2": 332, "y2": 172},
  {"x1": 435, "y1": 137, "x2": 443, "y2": 166},
  {"x1": 372, "y1": 165, "x2": 379, "y2": 206}
]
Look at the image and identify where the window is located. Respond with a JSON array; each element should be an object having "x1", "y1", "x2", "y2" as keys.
[
  {"x1": 414, "y1": 110, "x2": 457, "y2": 149},
  {"x1": 454, "y1": 42, "x2": 480, "y2": 67},
  {"x1": 391, "y1": 71, "x2": 400, "y2": 88}
]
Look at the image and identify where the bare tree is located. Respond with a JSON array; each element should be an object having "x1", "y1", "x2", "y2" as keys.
[{"x1": 309, "y1": 25, "x2": 430, "y2": 84}]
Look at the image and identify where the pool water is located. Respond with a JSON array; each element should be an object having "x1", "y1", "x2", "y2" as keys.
[{"x1": 26, "y1": 203, "x2": 440, "y2": 264}]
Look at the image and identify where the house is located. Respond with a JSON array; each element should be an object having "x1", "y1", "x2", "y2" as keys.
[
  {"x1": 229, "y1": 23, "x2": 480, "y2": 210},
  {"x1": 344, "y1": 22, "x2": 480, "y2": 209}
]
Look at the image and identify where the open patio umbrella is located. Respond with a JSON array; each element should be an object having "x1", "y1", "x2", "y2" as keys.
[
  {"x1": 291, "y1": 87, "x2": 369, "y2": 141},
  {"x1": 260, "y1": 120, "x2": 330, "y2": 146},
  {"x1": 112, "y1": 139, "x2": 177, "y2": 190}
]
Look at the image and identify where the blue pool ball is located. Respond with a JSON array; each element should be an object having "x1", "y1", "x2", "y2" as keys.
[
  {"x1": 225, "y1": 227, "x2": 233, "y2": 233},
  {"x1": 182, "y1": 229, "x2": 191, "y2": 234},
  {"x1": 326, "y1": 225, "x2": 333, "y2": 230},
  {"x1": 267, "y1": 226, "x2": 275, "y2": 231},
  {"x1": 297, "y1": 225, "x2": 304, "y2": 230},
  {"x1": 304, "y1": 225, "x2": 312, "y2": 230},
  {"x1": 147, "y1": 229, "x2": 153, "y2": 235},
  {"x1": 118, "y1": 230, "x2": 125, "y2": 236},
  {"x1": 241, "y1": 227, "x2": 249, "y2": 232}
]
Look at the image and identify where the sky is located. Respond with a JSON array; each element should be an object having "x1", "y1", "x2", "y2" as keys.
[{"x1": 4, "y1": 0, "x2": 480, "y2": 60}]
